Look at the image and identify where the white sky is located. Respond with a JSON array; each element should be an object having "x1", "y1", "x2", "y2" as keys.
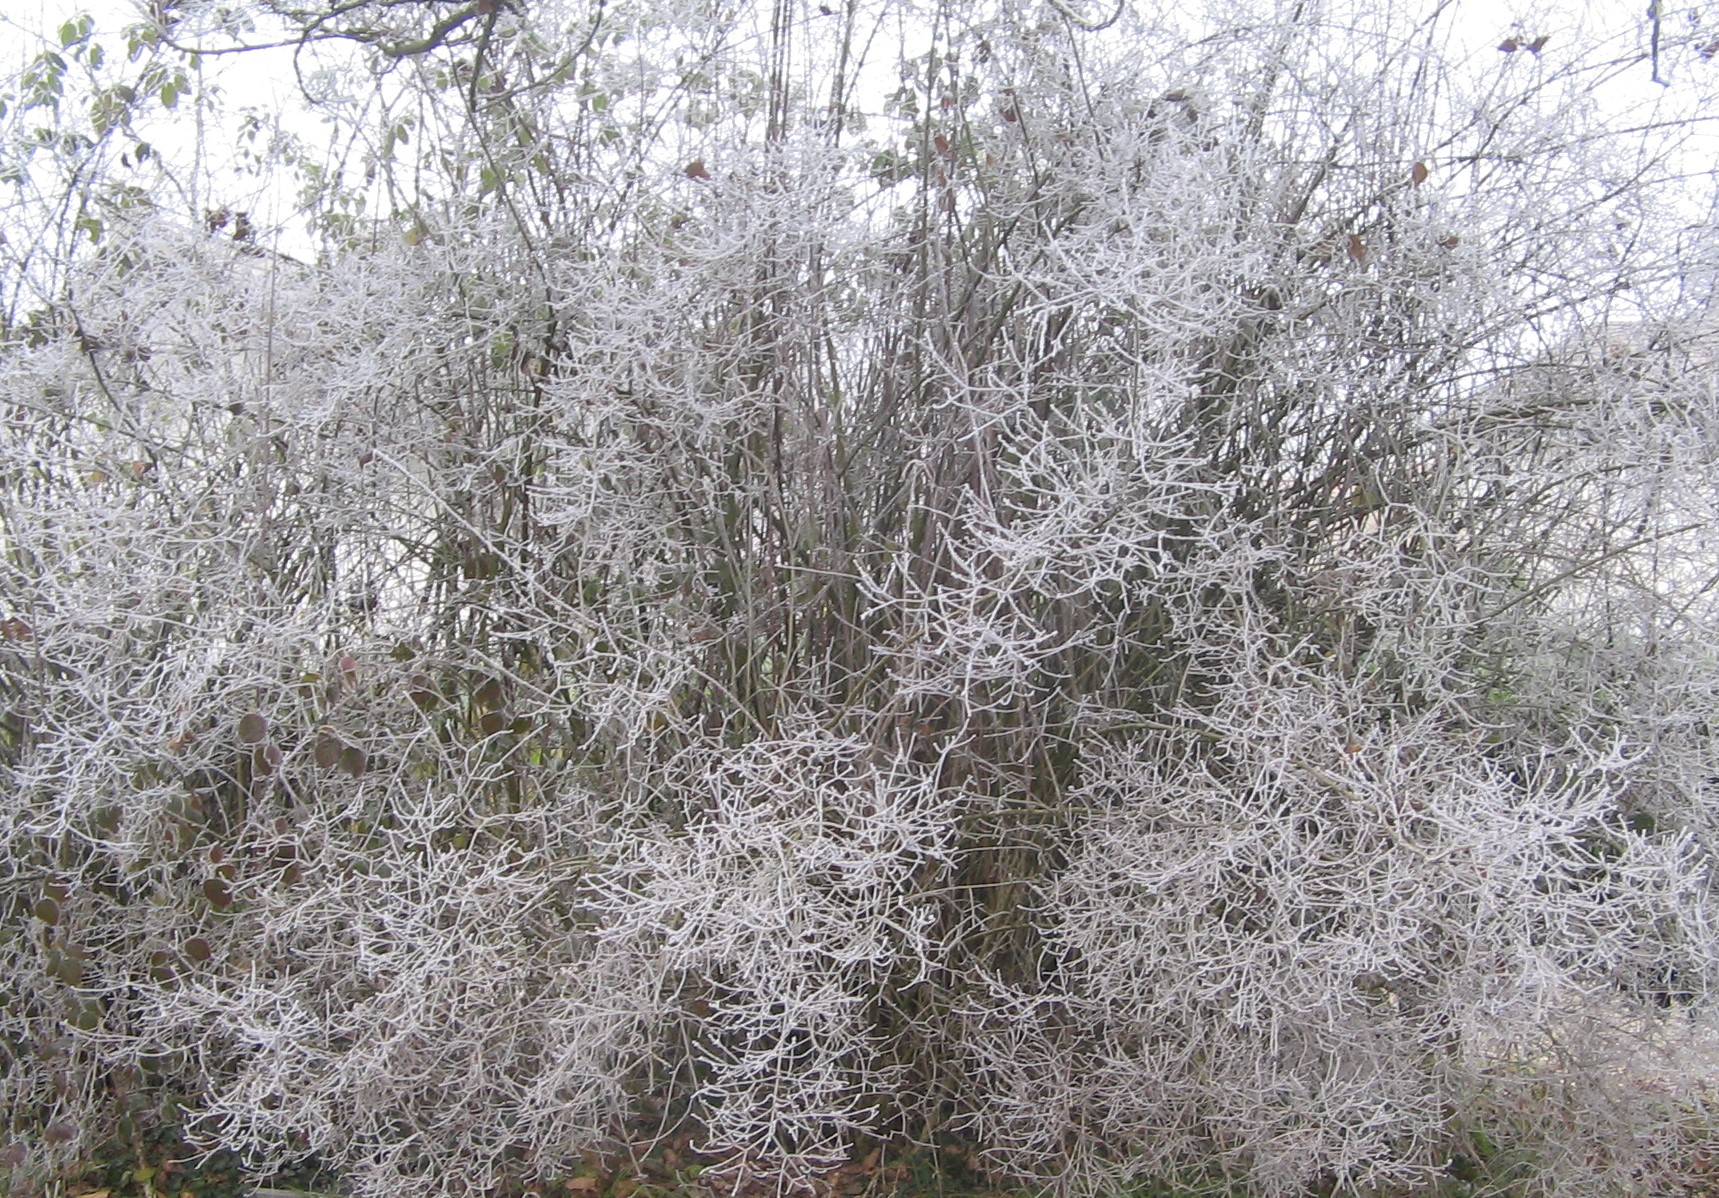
[{"x1": 1, "y1": 0, "x2": 1713, "y2": 265}]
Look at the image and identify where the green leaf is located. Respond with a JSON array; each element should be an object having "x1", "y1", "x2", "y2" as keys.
[{"x1": 125, "y1": 27, "x2": 156, "y2": 62}]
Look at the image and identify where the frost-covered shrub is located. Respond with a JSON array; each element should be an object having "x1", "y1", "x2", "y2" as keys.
[{"x1": 2, "y1": 1, "x2": 1717, "y2": 1195}]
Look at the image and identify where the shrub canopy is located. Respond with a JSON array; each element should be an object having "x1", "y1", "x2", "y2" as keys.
[{"x1": 2, "y1": 2, "x2": 1718, "y2": 1196}]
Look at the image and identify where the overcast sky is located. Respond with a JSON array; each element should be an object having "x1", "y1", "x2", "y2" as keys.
[{"x1": 2, "y1": 0, "x2": 1712, "y2": 265}]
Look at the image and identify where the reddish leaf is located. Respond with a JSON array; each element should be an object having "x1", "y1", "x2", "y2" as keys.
[
  {"x1": 1437, "y1": 234, "x2": 1460, "y2": 248},
  {"x1": 684, "y1": 159, "x2": 710, "y2": 180},
  {"x1": 203, "y1": 878, "x2": 233, "y2": 910},
  {"x1": 1411, "y1": 161, "x2": 1428, "y2": 186},
  {"x1": 1498, "y1": 37, "x2": 1518, "y2": 52},
  {"x1": 1526, "y1": 35, "x2": 1548, "y2": 54},
  {"x1": 1346, "y1": 234, "x2": 1367, "y2": 263},
  {"x1": 933, "y1": 133, "x2": 950, "y2": 156}
]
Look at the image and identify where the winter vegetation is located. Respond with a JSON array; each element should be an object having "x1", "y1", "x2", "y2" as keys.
[{"x1": 2, "y1": 1, "x2": 1719, "y2": 1196}]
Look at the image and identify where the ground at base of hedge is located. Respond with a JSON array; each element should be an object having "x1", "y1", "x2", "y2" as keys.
[{"x1": 30, "y1": 1124, "x2": 1719, "y2": 1198}]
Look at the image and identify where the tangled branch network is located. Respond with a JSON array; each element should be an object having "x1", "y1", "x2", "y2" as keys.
[{"x1": 3, "y1": 1, "x2": 1719, "y2": 1195}]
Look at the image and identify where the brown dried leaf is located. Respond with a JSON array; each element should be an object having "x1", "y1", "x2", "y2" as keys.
[
  {"x1": 1346, "y1": 233, "x2": 1367, "y2": 263},
  {"x1": 684, "y1": 159, "x2": 710, "y2": 180},
  {"x1": 44, "y1": 1119, "x2": 78, "y2": 1145},
  {"x1": 314, "y1": 730, "x2": 343, "y2": 769},
  {"x1": 1411, "y1": 161, "x2": 1428, "y2": 186},
  {"x1": 408, "y1": 672, "x2": 441, "y2": 710},
  {"x1": 338, "y1": 744, "x2": 368, "y2": 778}
]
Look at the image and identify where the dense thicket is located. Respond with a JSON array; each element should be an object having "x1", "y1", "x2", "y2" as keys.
[{"x1": 3, "y1": 2, "x2": 1719, "y2": 1195}]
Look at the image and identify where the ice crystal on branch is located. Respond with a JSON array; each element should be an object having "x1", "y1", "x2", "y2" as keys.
[{"x1": 2, "y1": 1, "x2": 1717, "y2": 1195}]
